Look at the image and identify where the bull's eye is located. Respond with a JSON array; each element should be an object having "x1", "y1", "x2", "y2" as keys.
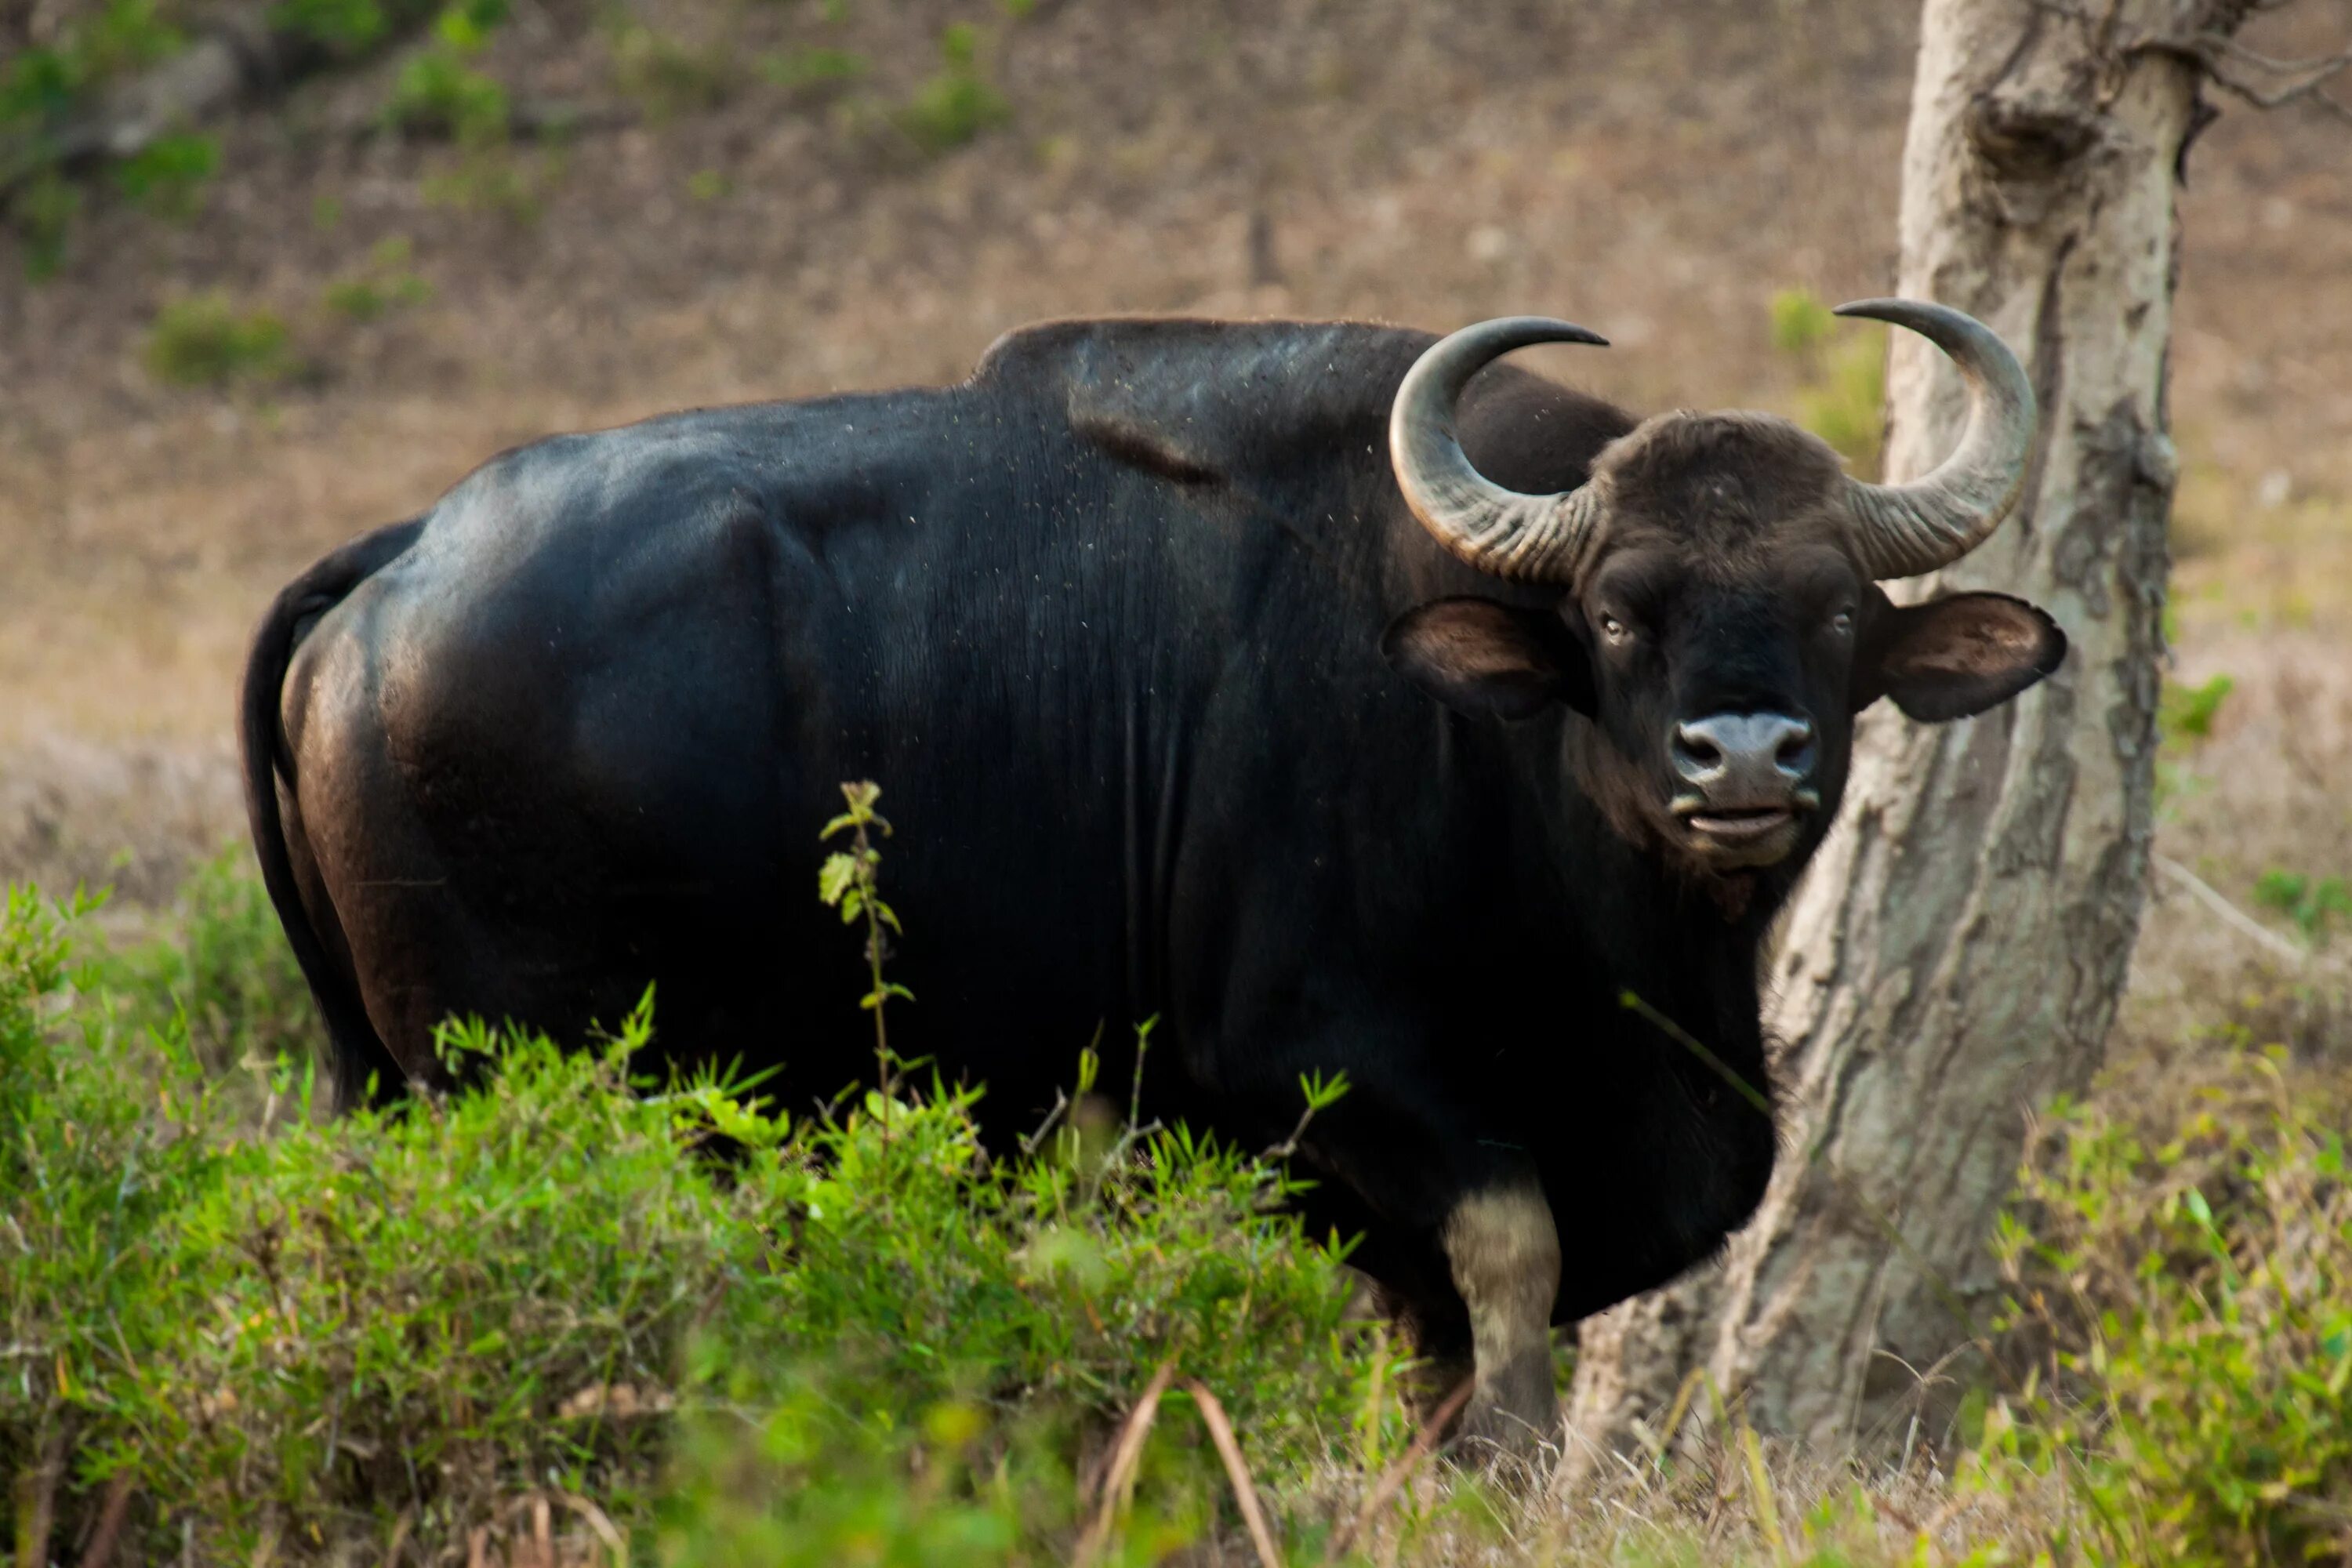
[
  {"x1": 1600, "y1": 614, "x2": 1629, "y2": 644},
  {"x1": 1831, "y1": 607, "x2": 1855, "y2": 636}
]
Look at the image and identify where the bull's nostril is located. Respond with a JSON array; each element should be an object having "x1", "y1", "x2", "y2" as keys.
[
  {"x1": 1671, "y1": 724, "x2": 1723, "y2": 777},
  {"x1": 1776, "y1": 722, "x2": 1817, "y2": 773}
]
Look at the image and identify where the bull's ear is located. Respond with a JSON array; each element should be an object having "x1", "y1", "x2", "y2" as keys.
[
  {"x1": 1382, "y1": 597, "x2": 1592, "y2": 720},
  {"x1": 1857, "y1": 592, "x2": 2066, "y2": 721}
]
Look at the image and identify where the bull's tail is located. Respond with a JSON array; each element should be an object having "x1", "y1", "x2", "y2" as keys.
[{"x1": 238, "y1": 517, "x2": 426, "y2": 1109}]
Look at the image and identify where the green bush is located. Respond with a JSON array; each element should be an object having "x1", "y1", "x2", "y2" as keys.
[
  {"x1": 0, "y1": 844, "x2": 1397, "y2": 1564},
  {"x1": 90, "y1": 845, "x2": 322, "y2": 1076},
  {"x1": 891, "y1": 22, "x2": 1011, "y2": 156},
  {"x1": 2, "y1": 0, "x2": 191, "y2": 274},
  {"x1": 1769, "y1": 285, "x2": 1885, "y2": 472},
  {"x1": 143, "y1": 292, "x2": 295, "y2": 386},
  {"x1": 0, "y1": 887, "x2": 230, "y2": 1562},
  {"x1": 322, "y1": 234, "x2": 433, "y2": 321},
  {"x1": 386, "y1": 48, "x2": 509, "y2": 142},
  {"x1": 1984, "y1": 1057, "x2": 2352, "y2": 1566},
  {"x1": 760, "y1": 44, "x2": 869, "y2": 98},
  {"x1": 607, "y1": 24, "x2": 737, "y2": 121},
  {"x1": 2252, "y1": 869, "x2": 2352, "y2": 942},
  {"x1": 111, "y1": 130, "x2": 219, "y2": 217}
]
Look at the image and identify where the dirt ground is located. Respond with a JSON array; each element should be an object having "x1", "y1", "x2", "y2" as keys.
[{"x1": 3, "y1": 0, "x2": 2348, "y2": 1050}]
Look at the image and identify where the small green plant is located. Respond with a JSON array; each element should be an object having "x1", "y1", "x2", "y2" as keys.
[
  {"x1": 2155, "y1": 672, "x2": 2234, "y2": 811},
  {"x1": 685, "y1": 167, "x2": 731, "y2": 201},
  {"x1": 608, "y1": 24, "x2": 736, "y2": 120},
  {"x1": 386, "y1": 47, "x2": 509, "y2": 140},
  {"x1": 891, "y1": 22, "x2": 1011, "y2": 156},
  {"x1": 111, "y1": 130, "x2": 220, "y2": 217},
  {"x1": 1768, "y1": 287, "x2": 1836, "y2": 354},
  {"x1": 143, "y1": 292, "x2": 294, "y2": 387},
  {"x1": 759, "y1": 44, "x2": 868, "y2": 97},
  {"x1": 8, "y1": 169, "x2": 82, "y2": 279},
  {"x1": 322, "y1": 234, "x2": 432, "y2": 320},
  {"x1": 271, "y1": 0, "x2": 425, "y2": 55},
  {"x1": 818, "y1": 781, "x2": 913, "y2": 1105},
  {"x1": 2252, "y1": 868, "x2": 2352, "y2": 941},
  {"x1": 2160, "y1": 671, "x2": 2234, "y2": 743},
  {"x1": 421, "y1": 145, "x2": 558, "y2": 220},
  {"x1": 1769, "y1": 286, "x2": 1885, "y2": 472}
]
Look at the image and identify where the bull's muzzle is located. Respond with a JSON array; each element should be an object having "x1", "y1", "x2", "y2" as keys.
[{"x1": 1669, "y1": 712, "x2": 1820, "y2": 857}]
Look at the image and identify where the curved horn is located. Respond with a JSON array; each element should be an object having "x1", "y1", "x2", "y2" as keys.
[
  {"x1": 1834, "y1": 299, "x2": 2038, "y2": 579},
  {"x1": 1389, "y1": 316, "x2": 1610, "y2": 583}
]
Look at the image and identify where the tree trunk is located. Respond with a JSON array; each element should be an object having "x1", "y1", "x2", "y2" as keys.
[{"x1": 1570, "y1": 0, "x2": 2234, "y2": 1456}]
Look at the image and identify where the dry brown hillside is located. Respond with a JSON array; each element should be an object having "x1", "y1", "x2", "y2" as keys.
[{"x1": 3, "y1": 0, "x2": 2348, "y2": 1073}]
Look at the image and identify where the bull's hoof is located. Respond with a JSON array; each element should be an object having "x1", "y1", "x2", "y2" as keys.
[{"x1": 1449, "y1": 1349, "x2": 1560, "y2": 1476}]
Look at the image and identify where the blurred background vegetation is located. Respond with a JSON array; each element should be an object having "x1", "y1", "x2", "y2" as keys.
[{"x1": 4, "y1": 0, "x2": 2351, "y2": 1561}]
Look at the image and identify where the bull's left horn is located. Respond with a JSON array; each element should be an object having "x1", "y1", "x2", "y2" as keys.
[
  {"x1": 1833, "y1": 299, "x2": 2037, "y2": 579},
  {"x1": 1390, "y1": 317, "x2": 1610, "y2": 583}
]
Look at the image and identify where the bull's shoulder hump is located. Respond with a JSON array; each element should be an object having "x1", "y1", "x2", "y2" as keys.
[{"x1": 969, "y1": 317, "x2": 1439, "y2": 483}]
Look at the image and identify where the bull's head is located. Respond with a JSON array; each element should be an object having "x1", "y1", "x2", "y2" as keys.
[{"x1": 1381, "y1": 301, "x2": 2064, "y2": 876}]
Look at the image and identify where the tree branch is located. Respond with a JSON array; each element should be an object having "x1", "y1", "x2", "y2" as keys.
[{"x1": 2130, "y1": 20, "x2": 2352, "y2": 123}]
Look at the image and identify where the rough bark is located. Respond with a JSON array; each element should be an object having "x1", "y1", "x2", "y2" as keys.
[{"x1": 1570, "y1": 0, "x2": 2230, "y2": 1457}]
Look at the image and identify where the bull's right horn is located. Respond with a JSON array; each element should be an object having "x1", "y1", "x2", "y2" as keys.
[
  {"x1": 1833, "y1": 299, "x2": 2038, "y2": 580},
  {"x1": 1389, "y1": 317, "x2": 1610, "y2": 584}
]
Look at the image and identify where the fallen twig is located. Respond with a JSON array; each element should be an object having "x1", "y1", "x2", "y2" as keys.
[
  {"x1": 553, "y1": 1494, "x2": 627, "y2": 1568},
  {"x1": 1184, "y1": 1380, "x2": 1283, "y2": 1568},
  {"x1": 75, "y1": 1475, "x2": 136, "y2": 1568},
  {"x1": 1074, "y1": 1359, "x2": 1178, "y2": 1566},
  {"x1": 2154, "y1": 852, "x2": 2318, "y2": 968}
]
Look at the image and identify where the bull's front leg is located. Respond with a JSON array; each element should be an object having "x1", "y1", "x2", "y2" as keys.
[{"x1": 1442, "y1": 1180, "x2": 1563, "y2": 1454}]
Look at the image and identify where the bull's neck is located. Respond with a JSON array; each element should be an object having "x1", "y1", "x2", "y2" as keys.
[{"x1": 1495, "y1": 714, "x2": 1795, "y2": 1021}]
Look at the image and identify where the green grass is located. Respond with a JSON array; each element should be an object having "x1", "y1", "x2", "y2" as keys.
[{"x1": 143, "y1": 293, "x2": 295, "y2": 387}]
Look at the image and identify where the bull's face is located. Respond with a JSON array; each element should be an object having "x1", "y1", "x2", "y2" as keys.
[{"x1": 1381, "y1": 303, "x2": 2066, "y2": 878}]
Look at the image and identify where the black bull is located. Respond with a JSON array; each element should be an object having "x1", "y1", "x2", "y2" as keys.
[{"x1": 241, "y1": 312, "x2": 2065, "y2": 1447}]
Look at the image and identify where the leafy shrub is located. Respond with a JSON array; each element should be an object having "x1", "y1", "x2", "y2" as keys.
[
  {"x1": 111, "y1": 129, "x2": 219, "y2": 216},
  {"x1": 322, "y1": 234, "x2": 433, "y2": 321},
  {"x1": 891, "y1": 22, "x2": 1011, "y2": 156},
  {"x1": 1, "y1": 0, "x2": 186, "y2": 274},
  {"x1": 2155, "y1": 671, "x2": 2234, "y2": 811},
  {"x1": 420, "y1": 145, "x2": 556, "y2": 220},
  {"x1": 89, "y1": 844, "x2": 322, "y2": 1076},
  {"x1": 1769, "y1": 285, "x2": 1886, "y2": 472},
  {"x1": 0, "y1": 833, "x2": 1398, "y2": 1564},
  {"x1": 1984, "y1": 1056, "x2": 2352, "y2": 1566},
  {"x1": 1768, "y1": 287, "x2": 1836, "y2": 354},
  {"x1": 272, "y1": 0, "x2": 452, "y2": 56},
  {"x1": 386, "y1": 48, "x2": 509, "y2": 142},
  {"x1": 0, "y1": 887, "x2": 229, "y2": 1563},
  {"x1": 607, "y1": 24, "x2": 737, "y2": 121},
  {"x1": 8, "y1": 170, "x2": 81, "y2": 279},
  {"x1": 143, "y1": 292, "x2": 294, "y2": 386},
  {"x1": 2253, "y1": 869, "x2": 2352, "y2": 942},
  {"x1": 760, "y1": 44, "x2": 869, "y2": 98},
  {"x1": 2161, "y1": 672, "x2": 2235, "y2": 743}
]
